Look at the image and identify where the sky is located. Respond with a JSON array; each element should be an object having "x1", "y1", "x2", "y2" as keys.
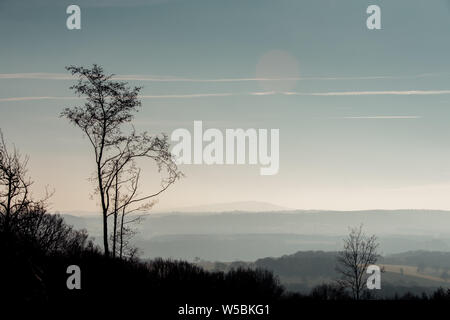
[{"x1": 1, "y1": 0, "x2": 450, "y2": 212}]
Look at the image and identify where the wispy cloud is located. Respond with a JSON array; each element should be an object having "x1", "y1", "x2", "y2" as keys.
[
  {"x1": 140, "y1": 93, "x2": 235, "y2": 98},
  {"x1": 0, "y1": 94, "x2": 236, "y2": 102},
  {"x1": 2, "y1": 89, "x2": 450, "y2": 102},
  {"x1": 0, "y1": 73, "x2": 302, "y2": 82},
  {"x1": 0, "y1": 73, "x2": 73, "y2": 80},
  {"x1": 284, "y1": 90, "x2": 450, "y2": 96},
  {"x1": 0, "y1": 96, "x2": 78, "y2": 102},
  {"x1": 0, "y1": 72, "x2": 447, "y2": 83},
  {"x1": 338, "y1": 116, "x2": 422, "y2": 119},
  {"x1": 250, "y1": 91, "x2": 276, "y2": 96}
]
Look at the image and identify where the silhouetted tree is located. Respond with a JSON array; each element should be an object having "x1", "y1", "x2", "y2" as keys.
[
  {"x1": 0, "y1": 130, "x2": 33, "y2": 233},
  {"x1": 61, "y1": 65, "x2": 181, "y2": 256},
  {"x1": 0, "y1": 130, "x2": 51, "y2": 234},
  {"x1": 18, "y1": 208, "x2": 91, "y2": 255},
  {"x1": 336, "y1": 225, "x2": 379, "y2": 300},
  {"x1": 431, "y1": 287, "x2": 450, "y2": 300},
  {"x1": 111, "y1": 161, "x2": 179, "y2": 259}
]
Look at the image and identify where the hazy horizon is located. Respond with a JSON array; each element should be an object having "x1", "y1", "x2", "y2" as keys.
[{"x1": 59, "y1": 201, "x2": 450, "y2": 217}]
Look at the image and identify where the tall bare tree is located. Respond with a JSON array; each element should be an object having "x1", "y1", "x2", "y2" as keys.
[
  {"x1": 336, "y1": 225, "x2": 379, "y2": 300},
  {"x1": 61, "y1": 65, "x2": 181, "y2": 256}
]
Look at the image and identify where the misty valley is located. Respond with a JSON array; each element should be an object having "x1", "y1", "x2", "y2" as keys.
[
  {"x1": 63, "y1": 209, "x2": 450, "y2": 260},
  {"x1": 61, "y1": 209, "x2": 450, "y2": 297}
]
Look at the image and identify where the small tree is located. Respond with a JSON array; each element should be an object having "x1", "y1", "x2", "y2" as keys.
[
  {"x1": 336, "y1": 225, "x2": 379, "y2": 300},
  {"x1": 61, "y1": 65, "x2": 181, "y2": 256}
]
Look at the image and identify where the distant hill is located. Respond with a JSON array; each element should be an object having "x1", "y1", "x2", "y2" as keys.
[
  {"x1": 61, "y1": 209, "x2": 450, "y2": 261},
  {"x1": 381, "y1": 250, "x2": 450, "y2": 269},
  {"x1": 155, "y1": 201, "x2": 292, "y2": 213}
]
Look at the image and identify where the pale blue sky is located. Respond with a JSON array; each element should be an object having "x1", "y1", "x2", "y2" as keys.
[{"x1": 1, "y1": 0, "x2": 450, "y2": 211}]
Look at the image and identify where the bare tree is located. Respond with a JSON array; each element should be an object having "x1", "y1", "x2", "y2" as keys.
[
  {"x1": 0, "y1": 131, "x2": 35, "y2": 233},
  {"x1": 336, "y1": 225, "x2": 379, "y2": 300},
  {"x1": 115, "y1": 165, "x2": 155, "y2": 259},
  {"x1": 61, "y1": 65, "x2": 182, "y2": 256},
  {"x1": 0, "y1": 131, "x2": 52, "y2": 234},
  {"x1": 108, "y1": 154, "x2": 177, "y2": 259},
  {"x1": 106, "y1": 132, "x2": 181, "y2": 258},
  {"x1": 18, "y1": 207, "x2": 92, "y2": 255},
  {"x1": 109, "y1": 160, "x2": 141, "y2": 258}
]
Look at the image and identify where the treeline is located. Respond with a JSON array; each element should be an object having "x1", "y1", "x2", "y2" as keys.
[{"x1": 3, "y1": 212, "x2": 450, "y2": 306}]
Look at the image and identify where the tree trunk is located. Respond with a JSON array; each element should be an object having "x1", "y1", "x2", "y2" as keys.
[
  {"x1": 98, "y1": 166, "x2": 109, "y2": 256},
  {"x1": 102, "y1": 210, "x2": 109, "y2": 256},
  {"x1": 119, "y1": 210, "x2": 125, "y2": 259},
  {"x1": 96, "y1": 140, "x2": 110, "y2": 256},
  {"x1": 112, "y1": 213, "x2": 117, "y2": 257}
]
